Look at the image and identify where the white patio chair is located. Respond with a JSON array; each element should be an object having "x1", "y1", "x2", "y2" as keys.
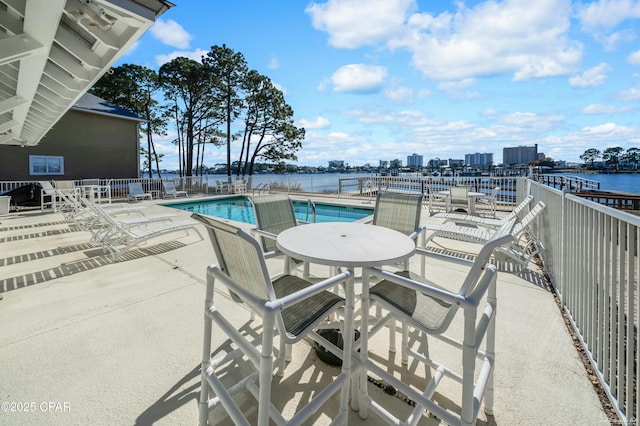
[
  {"x1": 446, "y1": 186, "x2": 471, "y2": 213},
  {"x1": 476, "y1": 186, "x2": 500, "y2": 217},
  {"x1": 359, "y1": 218, "x2": 516, "y2": 426},
  {"x1": 368, "y1": 190, "x2": 425, "y2": 270},
  {"x1": 128, "y1": 182, "x2": 152, "y2": 201},
  {"x1": 434, "y1": 195, "x2": 534, "y2": 230},
  {"x1": 191, "y1": 213, "x2": 354, "y2": 426},
  {"x1": 249, "y1": 194, "x2": 309, "y2": 277},
  {"x1": 233, "y1": 179, "x2": 247, "y2": 193},
  {"x1": 215, "y1": 180, "x2": 232, "y2": 193},
  {"x1": 38, "y1": 181, "x2": 60, "y2": 211},
  {"x1": 81, "y1": 178, "x2": 112, "y2": 204},
  {"x1": 424, "y1": 201, "x2": 547, "y2": 266},
  {"x1": 162, "y1": 180, "x2": 188, "y2": 198},
  {"x1": 427, "y1": 187, "x2": 447, "y2": 214}
]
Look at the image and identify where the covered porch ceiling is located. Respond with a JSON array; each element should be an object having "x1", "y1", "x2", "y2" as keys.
[{"x1": 0, "y1": 0, "x2": 174, "y2": 146}]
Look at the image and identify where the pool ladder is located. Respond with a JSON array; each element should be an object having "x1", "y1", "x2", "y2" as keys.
[
  {"x1": 306, "y1": 198, "x2": 317, "y2": 223},
  {"x1": 252, "y1": 182, "x2": 270, "y2": 196}
]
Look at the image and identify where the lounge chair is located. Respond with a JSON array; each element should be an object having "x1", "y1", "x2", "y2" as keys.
[
  {"x1": 359, "y1": 218, "x2": 516, "y2": 425},
  {"x1": 128, "y1": 183, "x2": 152, "y2": 201},
  {"x1": 191, "y1": 213, "x2": 353, "y2": 426},
  {"x1": 162, "y1": 180, "x2": 188, "y2": 198},
  {"x1": 98, "y1": 209, "x2": 201, "y2": 261},
  {"x1": 433, "y1": 194, "x2": 534, "y2": 230},
  {"x1": 59, "y1": 191, "x2": 148, "y2": 229},
  {"x1": 424, "y1": 200, "x2": 547, "y2": 266},
  {"x1": 79, "y1": 200, "x2": 177, "y2": 244}
]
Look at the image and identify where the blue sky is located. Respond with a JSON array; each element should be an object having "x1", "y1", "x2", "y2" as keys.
[{"x1": 116, "y1": 0, "x2": 640, "y2": 169}]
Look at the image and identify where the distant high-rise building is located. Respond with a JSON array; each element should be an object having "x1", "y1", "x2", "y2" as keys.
[
  {"x1": 465, "y1": 152, "x2": 493, "y2": 170},
  {"x1": 503, "y1": 144, "x2": 538, "y2": 165},
  {"x1": 407, "y1": 153, "x2": 423, "y2": 167}
]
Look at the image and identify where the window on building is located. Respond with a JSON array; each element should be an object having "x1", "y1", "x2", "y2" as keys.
[{"x1": 29, "y1": 155, "x2": 64, "y2": 175}]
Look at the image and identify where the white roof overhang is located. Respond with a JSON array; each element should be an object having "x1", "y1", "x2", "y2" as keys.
[{"x1": 0, "y1": 0, "x2": 173, "y2": 146}]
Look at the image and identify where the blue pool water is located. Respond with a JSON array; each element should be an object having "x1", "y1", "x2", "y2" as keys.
[{"x1": 165, "y1": 196, "x2": 373, "y2": 224}]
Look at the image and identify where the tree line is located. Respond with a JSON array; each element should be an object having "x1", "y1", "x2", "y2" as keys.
[
  {"x1": 90, "y1": 44, "x2": 305, "y2": 182},
  {"x1": 579, "y1": 147, "x2": 640, "y2": 170}
]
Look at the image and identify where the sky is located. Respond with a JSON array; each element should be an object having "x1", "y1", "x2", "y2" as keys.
[{"x1": 115, "y1": 0, "x2": 640, "y2": 169}]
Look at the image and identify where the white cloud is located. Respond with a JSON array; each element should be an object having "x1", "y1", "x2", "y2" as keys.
[
  {"x1": 306, "y1": 0, "x2": 415, "y2": 48},
  {"x1": 268, "y1": 56, "x2": 280, "y2": 69},
  {"x1": 619, "y1": 86, "x2": 640, "y2": 100},
  {"x1": 385, "y1": 85, "x2": 414, "y2": 103},
  {"x1": 583, "y1": 104, "x2": 633, "y2": 114},
  {"x1": 331, "y1": 64, "x2": 388, "y2": 93},
  {"x1": 150, "y1": 19, "x2": 192, "y2": 49},
  {"x1": 498, "y1": 112, "x2": 564, "y2": 129},
  {"x1": 578, "y1": 0, "x2": 640, "y2": 32},
  {"x1": 578, "y1": 1, "x2": 640, "y2": 48},
  {"x1": 154, "y1": 49, "x2": 208, "y2": 66},
  {"x1": 298, "y1": 116, "x2": 331, "y2": 129},
  {"x1": 569, "y1": 63, "x2": 612, "y2": 87},
  {"x1": 629, "y1": 49, "x2": 640, "y2": 64},
  {"x1": 392, "y1": 0, "x2": 582, "y2": 81}
]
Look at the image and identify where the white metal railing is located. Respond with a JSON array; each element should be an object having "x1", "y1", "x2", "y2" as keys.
[{"x1": 531, "y1": 179, "x2": 639, "y2": 424}]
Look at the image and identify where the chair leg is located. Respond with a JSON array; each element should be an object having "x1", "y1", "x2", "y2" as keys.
[
  {"x1": 258, "y1": 314, "x2": 276, "y2": 426},
  {"x1": 199, "y1": 279, "x2": 215, "y2": 426},
  {"x1": 401, "y1": 321, "x2": 409, "y2": 365}
]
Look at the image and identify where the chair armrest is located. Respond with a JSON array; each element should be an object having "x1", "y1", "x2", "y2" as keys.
[
  {"x1": 266, "y1": 270, "x2": 353, "y2": 311},
  {"x1": 250, "y1": 228, "x2": 278, "y2": 241},
  {"x1": 368, "y1": 266, "x2": 464, "y2": 306}
]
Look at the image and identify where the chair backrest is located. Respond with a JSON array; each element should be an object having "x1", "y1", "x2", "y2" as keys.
[
  {"x1": 458, "y1": 218, "x2": 517, "y2": 296},
  {"x1": 489, "y1": 186, "x2": 500, "y2": 198},
  {"x1": 55, "y1": 180, "x2": 76, "y2": 191},
  {"x1": 129, "y1": 182, "x2": 145, "y2": 195},
  {"x1": 449, "y1": 186, "x2": 469, "y2": 202},
  {"x1": 512, "y1": 201, "x2": 546, "y2": 236},
  {"x1": 503, "y1": 195, "x2": 534, "y2": 221},
  {"x1": 372, "y1": 191, "x2": 423, "y2": 236},
  {"x1": 249, "y1": 194, "x2": 297, "y2": 252},
  {"x1": 82, "y1": 179, "x2": 100, "y2": 186},
  {"x1": 163, "y1": 181, "x2": 177, "y2": 192},
  {"x1": 191, "y1": 213, "x2": 274, "y2": 304},
  {"x1": 38, "y1": 181, "x2": 56, "y2": 194}
]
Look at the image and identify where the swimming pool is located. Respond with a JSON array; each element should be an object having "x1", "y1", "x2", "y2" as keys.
[{"x1": 164, "y1": 196, "x2": 373, "y2": 224}]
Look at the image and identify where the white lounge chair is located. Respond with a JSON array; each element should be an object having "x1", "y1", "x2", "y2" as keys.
[
  {"x1": 99, "y1": 214, "x2": 201, "y2": 261},
  {"x1": 424, "y1": 200, "x2": 547, "y2": 266},
  {"x1": 162, "y1": 180, "x2": 188, "y2": 198},
  {"x1": 433, "y1": 194, "x2": 534, "y2": 230},
  {"x1": 128, "y1": 183, "x2": 152, "y2": 201}
]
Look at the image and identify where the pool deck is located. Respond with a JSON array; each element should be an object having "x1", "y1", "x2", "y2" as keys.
[{"x1": 0, "y1": 194, "x2": 610, "y2": 425}]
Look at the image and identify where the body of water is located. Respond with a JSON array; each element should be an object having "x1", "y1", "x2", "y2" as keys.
[
  {"x1": 568, "y1": 173, "x2": 640, "y2": 194},
  {"x1": 153, "y1": 171, "x2": 640, "y2": 195}
]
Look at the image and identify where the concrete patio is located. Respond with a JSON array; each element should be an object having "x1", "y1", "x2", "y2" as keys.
[{"x1": 0, "y1": 197, "x2": 610, "y2": 425}]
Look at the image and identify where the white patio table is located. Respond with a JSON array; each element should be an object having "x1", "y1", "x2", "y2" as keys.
[
  {"x1": 439, "y1": 190, "x2": 486, "y2": 215},
  {"x1": 276, "y1": 222, "x2": 415, "y2": 421}
]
